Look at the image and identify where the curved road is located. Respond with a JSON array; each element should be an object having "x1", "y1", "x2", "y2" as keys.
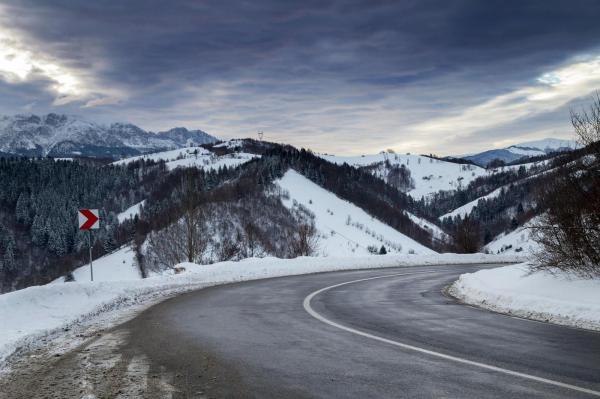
[{"x1": 3, "y1": 264, "x2": 600, "y2": 398}]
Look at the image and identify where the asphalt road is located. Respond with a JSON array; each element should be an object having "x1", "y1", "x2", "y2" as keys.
[{"x1": 3, "y1": 264, "x2": 600, "y2": 398}]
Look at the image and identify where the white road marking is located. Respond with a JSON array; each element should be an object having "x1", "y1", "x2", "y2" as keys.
[{"x1": 303, "y1": 272, "x2": 600, "y2": 397}]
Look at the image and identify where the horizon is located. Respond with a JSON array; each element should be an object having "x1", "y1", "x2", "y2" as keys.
[
  {"x1": 0, "y1": 1, "x2": 598, "y2": 154},
  {"x1": 0, "y1": 111, "x2": 579, "y2": 157}
]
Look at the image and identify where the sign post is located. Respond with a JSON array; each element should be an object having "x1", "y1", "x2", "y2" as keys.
[{"x1": 78, "y1": 209, "x2": 100, "y2": 282}]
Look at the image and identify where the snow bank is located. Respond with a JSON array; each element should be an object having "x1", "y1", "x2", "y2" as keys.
[
  {"x1": 449, "y1": 264, "x2": 600, "y2": 331},
  {"x1": 0, "y1": 253, "x2": 517, "y2": 366}
]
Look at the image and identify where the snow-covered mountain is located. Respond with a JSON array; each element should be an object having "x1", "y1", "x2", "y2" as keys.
[
  {"x1": 0, "y1": 114, "x2": 218, "y2": 158},
  {"x1": 461, "y1": 138, "x2": 579, "y2": 166}
]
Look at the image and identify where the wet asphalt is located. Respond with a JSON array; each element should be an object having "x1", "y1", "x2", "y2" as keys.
[{"x1": 117, "y1": 264, "x2": 600, "y2": 398}]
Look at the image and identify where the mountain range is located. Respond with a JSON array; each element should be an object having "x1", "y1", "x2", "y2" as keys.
[
  {"x1": 460, "y1": 138, "x2": 579, "y2": 166},
  {"x1": 0, "y1": 114, "x2": 218, "y2": 158}
]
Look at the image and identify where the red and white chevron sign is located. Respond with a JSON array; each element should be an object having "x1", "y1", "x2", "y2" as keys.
[{"x1": 78, "y1": 209, "x2": 100, "y2": 230}]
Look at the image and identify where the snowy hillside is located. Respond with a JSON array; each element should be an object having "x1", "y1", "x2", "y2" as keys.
[
  {"x1": 276, "y1": 169, "x2": 435, "y2": 256},
  {"x1": 484, "y1": 218, "x2": 540, "y2": 255},
  {"x1": 113, "y1": 145, "x2": 259, "y2": 171},
  {"x1": 118, "y1": 200, "x2": 145, "y2": 223},
  {"x1": 51, "y1": 246, "x2": 141, "y2": 283},
  {"x1": 439, "y1": 185, "x2": 505, "y2": 220},
  {"x1": 405, "y1": 212, "x2": 448, "y2": 241},
  {"x1": 439, "y1": 164, "x2": 555, "y2": 221},
  {"x1": 0, "y1": 113, "x2": 217, "y2": 158},
  {"x1": 319, "y1": 152, "x2": 488, "y2": 199}
]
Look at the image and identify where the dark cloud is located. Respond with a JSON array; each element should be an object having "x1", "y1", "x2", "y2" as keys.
[{"x1": 1, "y1": 0, "x2": 600, "y2": 153}]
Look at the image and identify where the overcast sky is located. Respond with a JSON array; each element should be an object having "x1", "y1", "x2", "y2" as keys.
[{"x1": 0, "y1": 0, "x2": 599, "y2": 155}]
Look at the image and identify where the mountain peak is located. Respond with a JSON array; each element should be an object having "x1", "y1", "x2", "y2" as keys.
[
  {"x1": 460, "y1": 137, "x2": 580, "y2": 167},
  {"x1": 0, "y1": 114, "x2": 218, "y2": 158}
]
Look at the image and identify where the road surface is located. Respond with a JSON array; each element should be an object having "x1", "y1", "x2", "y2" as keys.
[{"x1": 1, "y1": 264, "x2": 599, "y2": 398}]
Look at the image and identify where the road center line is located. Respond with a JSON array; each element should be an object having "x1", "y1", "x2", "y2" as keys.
[{"x1": 303, "y1": 272, "x2": 600, "y2": 397}]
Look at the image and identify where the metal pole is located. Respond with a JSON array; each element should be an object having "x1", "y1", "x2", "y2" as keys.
[{"x1": 88, "y1": 230, "x2": 94, "y2": 282}]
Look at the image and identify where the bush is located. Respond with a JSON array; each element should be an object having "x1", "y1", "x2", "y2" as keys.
[{"x1": 531, "y1": 95, "x2": 600, "y2": 278}]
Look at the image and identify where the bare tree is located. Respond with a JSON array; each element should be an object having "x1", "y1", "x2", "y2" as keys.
[
  {"x1": 531, "y1": 95, "x2": 600, "y2": 277},
  {"x1": 240, "y1": 221, "x2": 265, "y2": 258},
  {"x1": 289, "y1": 222, "x2": 319, "y2": 256},
  {"x1": 571, "y1": 93, "x2": 600, "y2": 157},
  {"x1": 146, "y1": 172, "x2": 208, "y2": 271},
  {"x1": 453, "y1": 216, "x2": 481, "y2": 253}
]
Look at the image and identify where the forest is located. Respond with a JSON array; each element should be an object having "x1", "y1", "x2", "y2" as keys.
[{"x1": 1, "y1": 133, "x2": 595, "y2": 292}]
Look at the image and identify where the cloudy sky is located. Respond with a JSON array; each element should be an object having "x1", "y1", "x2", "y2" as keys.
[{"x1": 0, "y1": 0, "x2": 599, "y2": 155}]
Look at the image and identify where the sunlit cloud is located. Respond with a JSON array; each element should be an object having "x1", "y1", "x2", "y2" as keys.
[
  {"x1": 0, "y1": 31, "x2": 84, "y2": 102},
  {"x1": 0, "y1": 5, "x2": 123, "y2": 107},
  {"x1": 0, "y1": 0, "x2": 598, "y2": 155},
  {"x1": 408, "y1": 55, "x2": 600, "y2": 144}
]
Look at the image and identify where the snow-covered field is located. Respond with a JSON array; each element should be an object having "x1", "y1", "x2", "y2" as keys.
[
  {"x1": 0, "y1": 252, "x2": 520, "y2": 368},
  {"x1": 112, "y1": 145, "x2": 258, "y2": 171},
  {"x1": 450, "y1": 264, "x2": 600, "y2": 331},
  {"x1": 276, "y1": 170, "x2": 434, "y2": 256}
]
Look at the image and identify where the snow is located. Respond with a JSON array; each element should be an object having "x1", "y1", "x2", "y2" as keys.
[
  {"x1": 118, "y1": 200, "x2": 145, "y2": 223},
  {"x1": 484, "y1": 218, "x2": 541, "y2": 255},
  {"x1": 505, "y1": 146, "x2": 545, "y2": 156},
  {"x1": 112, "y1": 147, "x2": 210, "y2": 165},
  {"x1": 0, "y1": 252, "x2": 520, "y2": 367},
  {"x1": 439, "y1": 166, "x2": 557, "y2": 221},
  {"x1": 439, "y1": 186, "x2": 504, "y2": 220},
  {"x1": 489, "y1": 159, "x2": 549, "y2": 173},
  {"x1": 318, "y1": 152, "x2": 488, "y2": 199},
  {"x1": 276, "y1": 170, "x2": 435, "y2": 255},
  {"x1": 112, "y1": 146, "x2": 259, "y2": 171},
  {"x1": 49, "y1": 246, "x2": 142, "y2": 283},
  {"x1": 213, "y1": 139, "x2": 243, "y2": 149},
  {"x1": 0, "y1": 114, "x2": 204, "y2": 156},
  {"x1": 166, "y1": 151, "x2": 257, "y2": 171},
  {"x1": 450, "y1": 264, "x2": 600, "y2": 331},
  {"x1": 509, "y1": 138, "x2": 579, "y2": 152},
  {"x1": 405, "y1": 212, "x2": 448, "y2": 240}
]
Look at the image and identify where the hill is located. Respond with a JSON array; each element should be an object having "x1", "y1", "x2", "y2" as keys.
[{"x1": 318, "y1": 152, "x2": 488, "y2": 200}]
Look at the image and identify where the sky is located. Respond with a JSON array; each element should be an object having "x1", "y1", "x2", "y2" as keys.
[{"x1": 0, "y1": 0, "x2": 599, "y2": 155}]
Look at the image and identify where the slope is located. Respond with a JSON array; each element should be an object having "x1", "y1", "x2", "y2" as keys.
[
  {"x1": 276, "y1": 170, "x2": 435, "y2": 256},
  {"x1": 319, "y1": 152, "x2": 488, "y2": 199},
  {"x1": 483, "y1": 218, "x2": 541, "y2": 256},
  {"x1": 112, "y1": 145, "x2": 259, "y2": 171}
]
